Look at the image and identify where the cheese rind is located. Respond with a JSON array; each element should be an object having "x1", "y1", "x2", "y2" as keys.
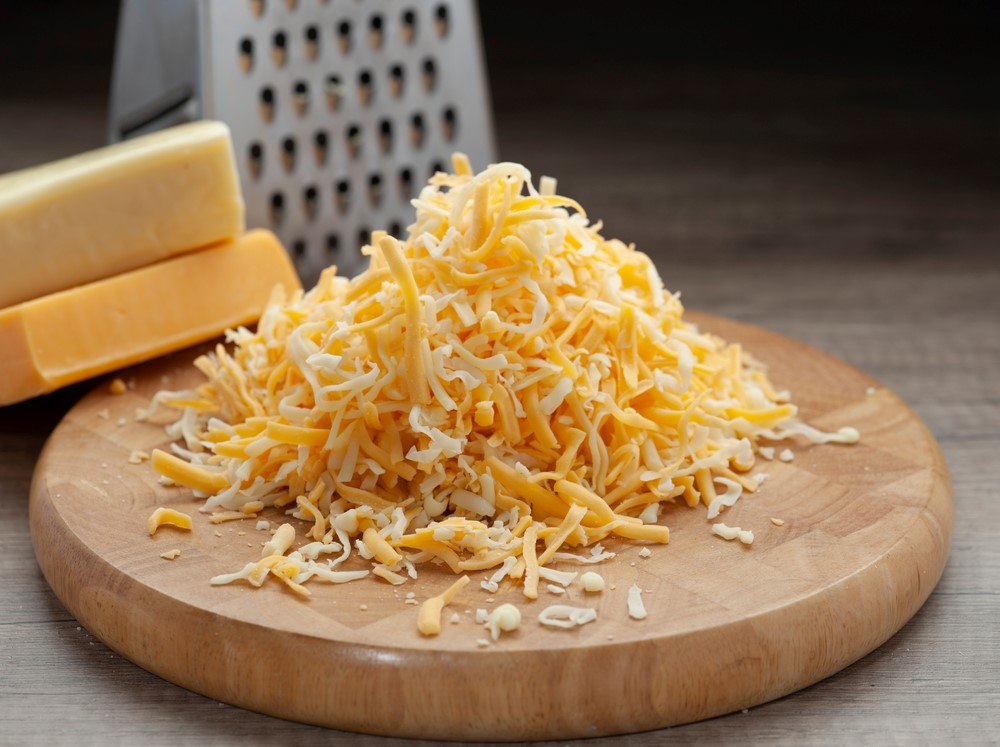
[
  {"x1": 0, "y1": 120, "x2": 245, "y2": 308},
  {"x1": 0, "y1": 230, "x2": 299, "y2": 405}
]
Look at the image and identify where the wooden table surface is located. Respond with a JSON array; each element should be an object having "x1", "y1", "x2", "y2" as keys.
[{"x1": 1, "y1": 68, "x2": 998, "y2": 744}]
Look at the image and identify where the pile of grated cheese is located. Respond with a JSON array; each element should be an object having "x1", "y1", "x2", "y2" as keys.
[{"x1": 147, "y1": 155, "x2": 858, "y2": 601}]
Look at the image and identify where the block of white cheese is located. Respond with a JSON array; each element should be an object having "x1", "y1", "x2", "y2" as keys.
[
  {"x1": 0, "y1": 120, "x2": 245, "y2": 308},
  {"x1": 0, "y1": 230, "x2": 299, "y2": 406}
]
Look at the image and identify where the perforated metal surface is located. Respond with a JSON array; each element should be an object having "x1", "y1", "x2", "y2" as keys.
[{"x1": 109, "y1": 0, "x2": 495, "y2": 280}]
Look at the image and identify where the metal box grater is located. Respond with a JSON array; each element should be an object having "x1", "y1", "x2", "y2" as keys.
[{"x1": 108, "y1": 0, "x2": 495, "y2": 280}]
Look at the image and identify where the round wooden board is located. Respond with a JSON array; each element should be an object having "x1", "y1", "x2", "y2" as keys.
[{"x1": 29, "y1": 312, "x2": 952, "y2": 741}]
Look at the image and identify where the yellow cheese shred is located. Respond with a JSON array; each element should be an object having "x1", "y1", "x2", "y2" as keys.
[
  {"x1": 418, "y1": 575, "x2": 470, "y2": 636},
  {"x1": 149, "y1": 155, "x2": 855, "y2": 601}
]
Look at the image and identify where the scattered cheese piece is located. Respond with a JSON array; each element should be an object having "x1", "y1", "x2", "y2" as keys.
[
  {"x1": 487, "y1": 603, "x2": 522, "y2": 640},
  {"x1": 418, "y1": 575, "x2": 470, "y2": 636},
  {"x1": 638, "y1": 547, "x2": 652, "y2": 558},
  {"x1": 372, "y1": 565, "x2": 407, "y2": 585},
  {"x1": 580, "y1": 571, "x2": 605, "y2": 593},
  {"x1": 160, "y1": 549, "x2": 181, "y2": 560},
  {"x1": 255, "y1": 520, "x2": 270, "y2": 532},
  {"x1": 547, "y1": 584, "x2": 566, "y2": 595},
  {"x1": 770, "y1": 518, "x2": 785, "y2": 526},
  {"x1": 109, "y1": 378, "x2": 127, "y2": 395},
  {"x1": 712, "y1": 522, "x2": 755, "y2": 545},
  {"x1": 262, "y1": 523, "x2": 295, "y2": 557},
  {"x1": 147, "y1": 507, "x2": 192, "y2": 535},
  {"x1": 779, "y1": 448, "x2": 794, "y2": 462},
  {"x1": 538, "y1": 605, "x2": 597, "y2": 629},
  {"x1": 627, "y1": 584, "x2": 647, "y2": 620},
  {"x1": 127, "y1": 450, "x2": 149, "y2": 464}
]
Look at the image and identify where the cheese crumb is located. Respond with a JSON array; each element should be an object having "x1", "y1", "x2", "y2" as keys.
[
  {"x1": 449, "y1": 612, "x2": 461, "y2": 625},
  {"x1": 770, "y1": 517, "x2": 785, "y2": 526},
  {"x1": 581, "y1": 571, "x2": 605, "y2": 593},
  {"x1": 255, "y1": 520, "x2": 270, "y2": 531},
  {"x1": 627, "y1": 584, "x2": 647, "y2": 620},
  {"x1": 779, "y1": 448, "x2": 794, "y2": 462},
  {"x1": 638, "y1": 547, "x2": 652, "y2": 558},
  {"x1": 759, "y1": 446, "x2": 775, "y2": 460},
  {"x1": 128, "y1": 450, "x2": 150, "y2": 464},
  {"x1": 546, "y1": 584, "x2": 566, "y2": 595},
  {"x1": 97, "y1": 408, "x2": 110, "y2": 420},
  {"x1": 476, "y1": 638, "x2": 491, "y2": 648},
  {"x1": 712, "y1": 522, "x2": 755, "y2": 545},
  {"x1": 160, "y1": 549, "x2": 181, "y2": 560},
  {"x1": 109, "y1": 378, "x2": 128, "y2": 395},
  {"x1": 488, "y1": 603, "x2": 521, "y2": 640}
]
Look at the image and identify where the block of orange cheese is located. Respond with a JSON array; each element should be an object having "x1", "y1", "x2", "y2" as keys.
[
  {"x1": 0, "y1": 229, "x2": 299, "y2": 405},
  {"x1": 0, "y1": 120, "x2": 245, "y2": 308}
]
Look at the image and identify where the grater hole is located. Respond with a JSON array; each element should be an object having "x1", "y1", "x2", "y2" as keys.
[
  {"x1": 292, "y1": 239, "x2": 307, "y2": 259},
  {"x1": 409, "y1": 113, "x2": 426, "y2": 149},
  {"x1": 280, "y1": 137, "x2": 297, "y2": 173},
  {"x1": 324, "y1": 74, "x2": 343, "y2": 110},
  {"x1": 337, "y1": 20, "x2": 352, "y2": 54},
  {"x1": 368, "y1": 173, "x2": 383, "y2": 206},
  {"x1": 398, "y1": 167, "x2": 414, "y2": 197},
  {"x1": 270, "y1": 192, "x2": 285, "y2": 225},
  {"x1": 389, "y1": 220, "x2": 403, "y2": 238},
  {"x1": 303, "y1": 185, "x2": 319, "y2": 221},
  {"x1": 250, "y1": 0, "x2": 265, "y2": 18},
  {"x1": 430, "y1": 159, "x2": 446, "y2": 178},
  {"x1": 346, "y1": 124, "x2": 362, "y2": 158},
  {"x1": 434, "y1": 4, "x2": 450, "y2": 37},
  {"x1": 292, "y1": 80, "x2": 309, "y2": 117},
  {"x1": 442, "y1": 106, "x2": 457, "y2": 141},
  {"x1": 357, "y1": 70, "x2": 374, "y2": 106},
  {"x1": 326, "y1": 233, "x2": 340, "y2": 257},
  {"x1": 388, "y1": 64, "x2": 405, "y2": 98},
  {"x1": 248, "y1": 142, "x2": 264, "y2": 180},
  {"x1": 238, "y1": 38, "x2": 254, "y2": 73},
  {"x1": 259, "y1": 86, "x2": 275, "y2": 122},
  {"x1": 335, "y1": 179, "x2": 351, "y2": 213},
  {"x1": 292, "y1": 80, "x2": 309, "y2": 116},
  {"x1": 378, "y1": 118, "x2": 393, "y2": 153},
  {"x1": 401, "y1": 9, "x2": 417, "y2": 44},
  {"x1": 313, "y1": 130, "x2": 329, "y2": 165},
  {"x1": 368, "y1": 14, "x2": 384, "y2": 48},
  {"x1": 272, "y1": 31, "x2": 288, "y2": 67},
  {"x1": 357, "y1": 228, "x2": 371, "y2": 253},
  {"x1": 421, "y1": 57, "x2": 437, "y2": 92},
  {"x1": 304, "y1": 25, "x2": 320, "y2": 60}
]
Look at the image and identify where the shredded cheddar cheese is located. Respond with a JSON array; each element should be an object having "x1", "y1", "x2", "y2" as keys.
[{"x1": 148, "y1": 155, "x2": 855, "y2": 605}]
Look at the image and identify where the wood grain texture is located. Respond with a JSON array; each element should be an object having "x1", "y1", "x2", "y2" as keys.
[
  {"x1": 28, "y1": 312, "x2": 951, "y2": 740},
  {"x1": 3, "y1": 66, "x2": 999, "y2": 744}
]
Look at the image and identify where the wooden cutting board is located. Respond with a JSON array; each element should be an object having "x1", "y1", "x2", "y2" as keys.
[{"x1": 29, "y1": 312, "x2": 952, "y2": 741}]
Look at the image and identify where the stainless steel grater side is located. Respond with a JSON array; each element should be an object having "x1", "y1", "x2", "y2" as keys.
[{"x1": 108, "y1": 0, "x2": 496, "y2": 280}]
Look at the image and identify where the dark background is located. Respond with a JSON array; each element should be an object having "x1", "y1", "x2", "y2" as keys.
[{"x1": 1, "y1": 1, "x2": 998, "y2": 265}]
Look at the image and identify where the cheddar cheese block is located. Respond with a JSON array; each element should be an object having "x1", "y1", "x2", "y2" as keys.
[
  {"x1": 0, "y1": 120, "x2": 245, "y2": 308},
  {"x1": 0, "y1": 230, "x2": 299, "y2": 405}
]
